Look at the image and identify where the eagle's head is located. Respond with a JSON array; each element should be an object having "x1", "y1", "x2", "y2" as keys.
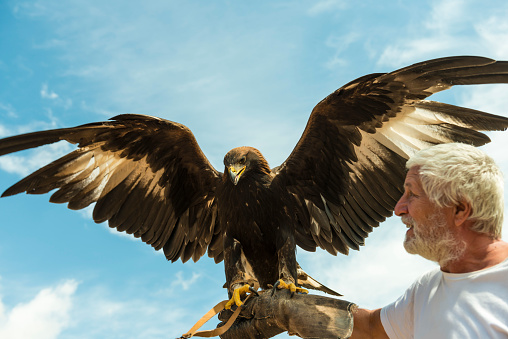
[{"x1": 223, "y1": 147, "x2": 271, "y2": 185}]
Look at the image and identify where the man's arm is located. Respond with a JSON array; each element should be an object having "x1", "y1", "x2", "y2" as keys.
[{"x1": 350, "y1": 308, "x2": 389, "y2": 339}]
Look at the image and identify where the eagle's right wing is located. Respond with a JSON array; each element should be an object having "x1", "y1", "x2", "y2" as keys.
[{"x1": 0, "y1": 114, "x2": 225, "y2": 263}]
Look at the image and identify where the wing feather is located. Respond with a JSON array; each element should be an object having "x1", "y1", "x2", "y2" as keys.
[{"x1": 109, "y1": 179, "x2": 148, "y2": 232}]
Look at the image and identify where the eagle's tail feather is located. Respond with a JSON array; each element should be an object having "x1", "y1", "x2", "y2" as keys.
[{"x1": 297, "y1": 263, "x2": 342, "y2": 297}]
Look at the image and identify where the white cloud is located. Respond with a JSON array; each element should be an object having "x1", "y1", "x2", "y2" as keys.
[
  {"x1": 0, "y1": 125, "x2": 9, "y2": 138},
  {"x1": 377, "y1": 0, "x2": 467, "y2": 66},
  {"x1": 0, "y1": 280, "x2": 77, "y2": 339},
  {"x1": 378, "y1": 37, "x2": 455, "y2": 68},
  {"x1": 77, "y1": 204, "x2": 94, "y2": 220},
  {"x1": 474, "y1": 15, "x2": 508, "y2": 58},
  {"x1": 0, "y1": 102, "x2": 17, "y2": 119},
  {"x1": 41, "y1": 83, "x2": 59, "y2": 100},
  {"x1": 170, "y1": 271, "x2": 202, "y2": 291},
  {"x1": 0, "y1": 141, "x2": 73, "y2": 177},
  {"x1": 175, "y1": 76, "x2": 219, "y2": 94},
  {"x1": 424, "y1": 0, "x2": 466, "y2": 33},
  {"x1": 307, "y1": 0, "x2": 347, "y2": 16},
  {"x1": 67, "y1": 290, "x2": 191, "y2": 338},
  {"x1": 63, "y1": 272, "x2": 219, "y2": 339},
  {"x1": 460, "y1": 85, "x2": 508, "y2": 117},
  {"x1": 0, "y1": 155, "x2": 29, "y2": 176},
  {"x1": 2, "y1": 114, "x2": 62, "y2": 138},
  {"x1": 324, "y1": 32, "x2": 360, "y2": 69},
  {"x1": 0, "y1": 276, "x2": 206, "y2": 339},
  {"x1": 377, "y1": 0, "x2": 508, "y2": 67},
  {"x1": 40, "y1": 85, "x2": 72, "y2": 109},
  {"x1": 33, "y1": 38, "x2": 66, "y2": 50}
]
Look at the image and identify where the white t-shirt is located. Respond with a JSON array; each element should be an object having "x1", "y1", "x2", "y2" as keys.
[{"x1": 380, "y1": 258, "x2": 508, "y2": 338}]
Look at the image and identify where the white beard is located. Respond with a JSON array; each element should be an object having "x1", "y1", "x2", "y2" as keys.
[{"x1": 403, "y1": 212, "x2": 466, "y2": 267}]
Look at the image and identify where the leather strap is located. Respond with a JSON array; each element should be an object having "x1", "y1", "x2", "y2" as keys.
[{"x1": 179, "y1": 294, "x2": 253, "y2": 338}]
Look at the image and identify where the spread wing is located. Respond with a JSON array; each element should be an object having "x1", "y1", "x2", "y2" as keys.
[
  {"x1": 274, "y1": 56, "x2": 508, "y2": 255},
  {"x1": 0, "y1": 114, "x2": 224, "y2": 263}
]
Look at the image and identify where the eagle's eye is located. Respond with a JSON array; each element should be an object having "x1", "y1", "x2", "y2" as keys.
[{"x1": 239, "y1": 156, "x2": 246, "y2": 165}]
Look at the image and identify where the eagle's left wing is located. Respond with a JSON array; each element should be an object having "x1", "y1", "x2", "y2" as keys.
[{"x1": 274, "y1": 56, "x2": 508, "y2": 256}]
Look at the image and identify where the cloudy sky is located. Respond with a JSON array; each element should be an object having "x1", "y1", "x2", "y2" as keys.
[{"x1": 1, "y1": 0, "x2": 508, "y2": 338}]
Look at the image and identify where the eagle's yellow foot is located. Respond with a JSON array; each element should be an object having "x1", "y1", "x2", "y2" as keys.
[
  {"x1": 225, "y1": 284, "x2": 258, "y2": 310},
  {"x1": 272, "y1": 279, "x2": 308, "y2": 296}
]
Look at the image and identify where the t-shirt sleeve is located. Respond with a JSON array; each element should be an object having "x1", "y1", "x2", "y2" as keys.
[{"x1": 380, "y1": 281, "x2": 417, "y2": 339}]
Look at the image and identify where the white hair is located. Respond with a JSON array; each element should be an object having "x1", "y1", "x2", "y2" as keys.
[{"x1": 407, "y1": 143, "x2": 504, "y2": 238}]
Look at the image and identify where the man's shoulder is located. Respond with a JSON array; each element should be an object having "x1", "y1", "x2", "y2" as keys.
[{"x1": 414, "y1": 266, "x2": 442, "y2": 287}]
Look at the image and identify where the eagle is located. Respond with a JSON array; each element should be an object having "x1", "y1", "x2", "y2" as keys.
[{"x1": 1, "y1": 56, "x2": 508, "y2": 309}]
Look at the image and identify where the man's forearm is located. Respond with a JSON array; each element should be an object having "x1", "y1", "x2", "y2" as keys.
[{"x1": 350, "y1": 308, "x2": 389, "y2": 339}]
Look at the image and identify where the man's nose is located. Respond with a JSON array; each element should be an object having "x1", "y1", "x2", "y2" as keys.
[{"x1": 394, "y1": 194, "x2": 407, "y2": 216}]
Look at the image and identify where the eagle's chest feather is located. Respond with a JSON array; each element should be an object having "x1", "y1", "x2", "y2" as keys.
[{"x1": 217, "y1": 180, "x2": 291, "y2": 249}]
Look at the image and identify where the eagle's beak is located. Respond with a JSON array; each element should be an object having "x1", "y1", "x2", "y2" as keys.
[{"x1": 228, "y1": 164, "x2": 246, "y2": 185}]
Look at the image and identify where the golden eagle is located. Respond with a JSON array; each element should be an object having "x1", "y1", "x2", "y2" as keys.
[{"x1": 1, "y1": 56, "x2": 508, "y2": 308}]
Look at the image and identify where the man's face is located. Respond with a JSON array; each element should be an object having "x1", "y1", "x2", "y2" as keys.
[
  {"x1": 394, "y1": 167, "x2": 465, "y2": 266},
  {"x1": 395, "y1": 167, "x2": 437, "y2": 242}
]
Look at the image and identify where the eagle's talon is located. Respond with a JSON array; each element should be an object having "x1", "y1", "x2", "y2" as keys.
[
  {"x1": 225, "y1": 284, "x2": 255, "y2": 310},
  {"x1": 272, "y1": 279, "x2": 309, "y2": 296},
  {"x1": 271, "y1": 280, "x2": 281, "y2": 296},
  {"x1": 296, "y1": 286, "x2": 309, "y2": 294},
  {"x1": 249, "y1": 286, "x2": 259, "y2": 296}
]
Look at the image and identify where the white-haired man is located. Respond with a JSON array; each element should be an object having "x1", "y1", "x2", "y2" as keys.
[{"x1": 351, "y1": 143, "x2": 508, "y2": 338}]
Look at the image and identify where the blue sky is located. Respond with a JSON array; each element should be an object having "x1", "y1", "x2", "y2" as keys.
[{"x1": 1, "y1": 0, "x2": 508, "y2": 338}]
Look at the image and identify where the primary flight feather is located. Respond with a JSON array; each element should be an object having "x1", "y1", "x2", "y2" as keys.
[{"x1": 2, "y1": 56, "x2": 508, "y2": 306}]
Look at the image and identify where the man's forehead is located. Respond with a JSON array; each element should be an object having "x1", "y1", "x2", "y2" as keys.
[{"x1": 404, "y1": 166, "x2": 421, "y2": 187}]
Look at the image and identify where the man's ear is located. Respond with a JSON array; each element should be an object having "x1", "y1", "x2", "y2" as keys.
[{"x1": 454, "y1": 200, "x2": 472, "y2": 227}]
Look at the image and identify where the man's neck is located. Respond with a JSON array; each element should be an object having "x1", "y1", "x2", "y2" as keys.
[{"x1": 441, "y1": 232, "x2": 508, "y2": 273}]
